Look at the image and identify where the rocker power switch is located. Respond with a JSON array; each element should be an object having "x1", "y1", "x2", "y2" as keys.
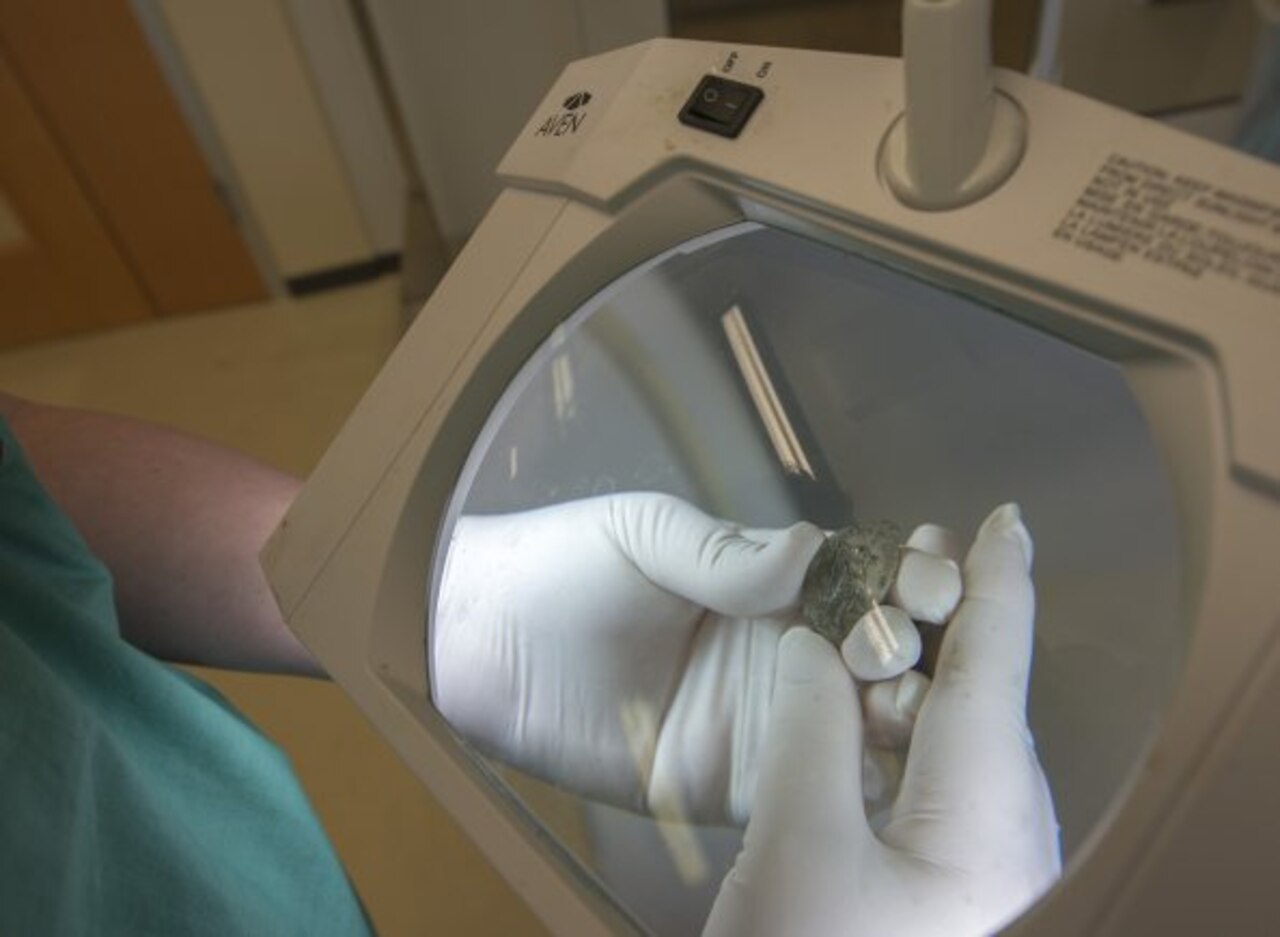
[{"x1": 679, "y1": 75, "x2": 764, "y2": 138}]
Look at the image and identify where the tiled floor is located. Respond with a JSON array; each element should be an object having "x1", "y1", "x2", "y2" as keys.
[{"x1": 0, "y1": 276, "x2": 548, "y2": 936}]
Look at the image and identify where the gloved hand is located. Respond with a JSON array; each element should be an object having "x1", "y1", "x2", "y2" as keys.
[
  {"x1": 703, "y1": 504, "x2": 1061, "y2": 937},
  {"x1": 431, "y1": 492, "x2": 825, "y2": 826}
]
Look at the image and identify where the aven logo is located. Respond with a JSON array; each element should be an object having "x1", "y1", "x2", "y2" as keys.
[{"x1": 534, "y1": 90, "x2": 593, "y2": 137}]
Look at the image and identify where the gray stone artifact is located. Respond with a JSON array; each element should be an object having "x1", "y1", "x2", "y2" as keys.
[{"x1": 800, "y1": 521, "x2": 905, "y2": 646}]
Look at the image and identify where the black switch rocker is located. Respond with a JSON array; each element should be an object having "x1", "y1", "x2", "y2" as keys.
[{"x1": 679, "y1": 75, "x2": 764, "y2": 138}]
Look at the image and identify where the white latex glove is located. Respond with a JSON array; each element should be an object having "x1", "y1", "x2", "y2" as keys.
[
  {"x1": 432, "y1": 492, "x2": 825, "y2": 825},
  {"x1": 704, "y1": 504, "x2": 1061, "y2": 937}
]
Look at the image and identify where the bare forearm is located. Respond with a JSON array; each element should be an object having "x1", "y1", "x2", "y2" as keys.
[{"x1": 1, "y1": 393, "x2": 322, "y2": 676}]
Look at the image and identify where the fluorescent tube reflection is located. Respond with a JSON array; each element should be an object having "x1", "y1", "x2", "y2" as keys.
[{"x1": 721, "y1": 305, "x2": 815, "y2": 479}]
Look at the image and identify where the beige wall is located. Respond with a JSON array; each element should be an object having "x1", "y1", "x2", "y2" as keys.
[
  {"x1": 284, "y1": 0, "x2": 408, "y2": 257},
  {"x1": 155, "y1": 0, "x2": 374, "y2": 278},
  {"x1": 366, "y1": 0, "x2": 668, "y2": 253},
  {"x1": 1052, "y1": 0, "x2": 1259, "y2": 113}
]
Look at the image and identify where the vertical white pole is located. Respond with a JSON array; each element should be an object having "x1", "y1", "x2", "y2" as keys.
[
  {"x1": 881, "y1": 0, "x2": 1027, "y2": 210},
  {"x1": 902, "y1": 0, "x2": 995, "y2": 204}
]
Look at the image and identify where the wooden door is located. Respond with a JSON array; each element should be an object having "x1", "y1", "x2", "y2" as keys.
[
  {"x1": 0, "y1": 48, "x2": 152, "y2": 347},
  {"x1": 0, "y1": 0, "x2": 267, "y2": 349}
]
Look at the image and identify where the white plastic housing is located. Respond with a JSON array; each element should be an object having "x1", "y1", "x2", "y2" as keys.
[
  {"x1": 262, "y1": 38, "x2": 1280, "y2": 937},
  {"x1": 881, "y1": 0, "x2": 1028, "y2": 209}
]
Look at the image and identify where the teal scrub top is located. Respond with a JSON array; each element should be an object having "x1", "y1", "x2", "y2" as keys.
[{"x1": 0, "y1": 418, "x2": 374, "y2": 937}]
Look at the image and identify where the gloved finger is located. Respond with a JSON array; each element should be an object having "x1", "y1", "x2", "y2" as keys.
[
  {"x1": 905, "y1": 522, "x2": 963, "y2": 562},
  {"x1": 860, "y1": 670, "x2": 930, "y2": 749},
  {"x1": 896, "y1": 523, "x2": 963, "y2": 676},
  {"x1": 885, "y1": 504, "x2": 1055, "y2": 867},
  {"x1": 863, "y1": 746, "x2": 905, "y2": 830},
  {"x1": 928, "y1": 503, "x2": 1034, "y2": 704},
  {"x1": 606, "y1": 493, "x2": 825, "y2": 617},
  {"x1": 736, "y1": 627, "x2": 875, "y2": 861},
  {"x1": 890, "y1": 550, "x2": 962, "y2": 624}
]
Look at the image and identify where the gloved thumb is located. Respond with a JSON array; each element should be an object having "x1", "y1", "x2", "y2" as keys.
[
  {"x1": 752, "y1": 627, "x2": 874, "y2": 836},
  {"x1": 705, "y1": 626, "x2": 873, "y2": 937},
  {"x1": 606, "y1": 493, "x2": 824, "y2": 617}
]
